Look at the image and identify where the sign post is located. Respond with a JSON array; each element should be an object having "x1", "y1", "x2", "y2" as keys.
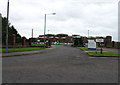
[
  {"x1": 88, "y1": 40, "x2": 96, "y2": 49},
  {"x1": 96, "y1": 39, "x2": 104, "y2": 54},
  {"x1": 100, "y1": 42, "x2": 102, "y2": 54}
]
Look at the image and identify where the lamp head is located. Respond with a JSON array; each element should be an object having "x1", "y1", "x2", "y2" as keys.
[{"x1": 52, "y1": 13, "x2": 56, "y2": 15}]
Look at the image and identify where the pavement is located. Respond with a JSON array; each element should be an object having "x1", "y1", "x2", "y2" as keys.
[
  {"x1": 2, "y1": 45, "x2": 118, "y2": 83},
  {"x1": 101, "y1": 47, "x2": 120, "y2": 53},
  {"x1": 2, "y1": 46, "x2": 56, "y2": 57}
]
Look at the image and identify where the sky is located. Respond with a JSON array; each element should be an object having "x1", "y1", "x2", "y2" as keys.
[{"x1": 0, "y1": 0, "x2": 119, "y2": 41}]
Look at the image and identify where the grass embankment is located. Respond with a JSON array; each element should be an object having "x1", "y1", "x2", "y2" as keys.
[
  {"x1": 88, "y1": 52, "x2": 120, "y2": 57},
  {"x1": 2, "y1": 47, "x2": 45, "y2": 53}
]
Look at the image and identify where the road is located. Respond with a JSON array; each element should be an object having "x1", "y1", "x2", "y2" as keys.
[{"x1": 2, "y1": 45, "x2": 118, "y2": 83}]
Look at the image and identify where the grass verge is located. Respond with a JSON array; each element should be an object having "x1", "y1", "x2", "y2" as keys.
[
  {"x1": 2, "y1": 47, "x2": 45, "y2": 53},
  {"x1": 77, "y1": 46, "x2": 100, "y2": 51},
  {"x1": 88, "y1": 52, "x2": 120, "y2": 57}
]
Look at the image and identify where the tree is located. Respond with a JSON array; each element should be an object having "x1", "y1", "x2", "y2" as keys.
[
  {"x1": 73, "y1": 38, "x2": 84, "y2": 47},
  {"x1": 2, "y1": 17, "x2": 22, "y2": 45}
]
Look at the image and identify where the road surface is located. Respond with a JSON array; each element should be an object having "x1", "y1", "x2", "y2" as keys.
[{"x1": 2, "y1": 45, "x2": 118, "y2": 83}]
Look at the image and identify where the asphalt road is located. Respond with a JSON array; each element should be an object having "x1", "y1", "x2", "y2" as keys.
[{"x1": 2, "y1": 45, "x2": 118, "y2": 83}]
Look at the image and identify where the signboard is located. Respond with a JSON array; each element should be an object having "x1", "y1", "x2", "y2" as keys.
[
  {"x1": 96, "y1": 39, "x2": 104, "y2": 42},
  {"x1": 88, "y1": 40, "x2": 96, "y2": 49}
]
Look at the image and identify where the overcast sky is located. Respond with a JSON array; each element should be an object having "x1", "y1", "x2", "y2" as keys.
[{"x1": 0, "y1": 0, "x2": 119, "y2": 41}]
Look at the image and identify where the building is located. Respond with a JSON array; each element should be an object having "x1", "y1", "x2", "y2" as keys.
[
  {"x1": 37, "y1": 34, "x2": 112, "y2": 45},
  {"x1": 87, "y1": 36, "x2": 112, "y2": 43},
  {"x1": 38, "y1": 34, "x2": 74, "y2": 44}
]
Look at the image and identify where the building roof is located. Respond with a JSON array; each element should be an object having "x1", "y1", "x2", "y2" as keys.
[
  {"x1": 46, "y1": 34, "x2": 55, "y2": 36},
  {"x1": 39, "y1": 36, "x2": 47, "y2": 38},
  {"x1": 88, "y1": 36, "x2": 106, "y2": 38},
  {"x1": 57, "y1": 34, "x2": 68, "y2": 36},
  {"x1": 53, "y1": 37, "x2": 59, "y2": 39},
  {"x1": 49, "y1": 36, "x2": 54, "y2": 38},
  {"x1": 61, "y1": 37, "x2": 66, "y2": 39},
  {"x1": 73, "y1": 36, "x2": 81, "y2": 38}
]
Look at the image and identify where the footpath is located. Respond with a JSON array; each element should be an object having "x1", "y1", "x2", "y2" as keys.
[
  {"x1": 101, "y1": 47, "x2": 120, "y2": 53},
  {"x1": 1, "y1": 46, "x2": 56, "y2": 57}
]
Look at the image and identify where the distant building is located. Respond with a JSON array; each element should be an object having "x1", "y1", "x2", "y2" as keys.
[
  {"x1": 87, "y1": 36, "x2": 112, "y2": 43},
  {"x1": 37, "y1": 33, "x2": 112, "y2": 45}
]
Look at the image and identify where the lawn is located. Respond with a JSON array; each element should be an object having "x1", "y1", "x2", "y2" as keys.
[
  {"x1": 2, "y1": 47, "x2": 45, "y2": 53},
  {"x1": 88, "y1": 52, "x2": 120, "y2": 57}
]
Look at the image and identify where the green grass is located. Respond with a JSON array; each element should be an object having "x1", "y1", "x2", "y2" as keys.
[
  {"x1": 106, "y1": 43, "x2": 120, "y2": 48},
  {"x1": 88, "y1": 52, "x2": 120, "y2": 56},
  {"x1": 0, "y1": 49, "x2": 2, "y2": 52},
  {"x1": 32, "y1": 43, "x2": 45, "y2": 46},
  {"x1": 64, "y1": 45, "x2": 72, "y2": 47},
  {"x1": 56, "y1": 44, "x2": 62, "y2": 45},
  {"x1": 114, "y1": 43, "x2": 120, "y2": 48},
  {"x1": 2, "y1": 47, "x2": 45, "y2": 53},
  {"x1": 106, "y1": 43, "x2": 112, "y2": 47},
  {"x1": 77, "y1": 45, "x2": 100, "y2": 51}
]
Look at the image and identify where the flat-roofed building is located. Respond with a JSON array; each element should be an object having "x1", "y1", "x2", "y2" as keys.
[{"x1": 37, "y1": 33, "x2": 112, "y2": 45}]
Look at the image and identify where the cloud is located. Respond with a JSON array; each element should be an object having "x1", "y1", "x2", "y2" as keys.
[{"x1": 0, "y1": 0, "x2": 118, "y2": 41}]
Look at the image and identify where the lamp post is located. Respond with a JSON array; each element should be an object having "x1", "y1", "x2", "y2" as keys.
[
  {"x1": 44, "y1": 13, "x2": 56, "y2": 48},
  {"x1": 88, "y1": 30, "x2": 89, "y2": 38},
  {"x1": 48, "y1": 30, "x2": 50, "y2": 34},
  {"x1": 6, "y1": 0, "x2": 9, "y2": 53}
]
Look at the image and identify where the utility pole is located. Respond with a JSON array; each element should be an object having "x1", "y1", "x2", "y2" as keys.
[{"x1": 6, "y1": 0, "x2": 9, "y2": 53}]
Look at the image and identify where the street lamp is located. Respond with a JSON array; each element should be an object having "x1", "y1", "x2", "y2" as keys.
[
  {"x1": 44, "y1": 13, "x2": 56, "y2": 48},
  {"x1": 88, "y1": 30, "x2": 89, "y2": 38},
  {"x1": 6, "y1": 0, "x2": 9, "y2": 53}
]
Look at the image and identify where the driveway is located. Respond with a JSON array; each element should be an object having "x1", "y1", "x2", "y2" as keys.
[{"x1": 2, "y1": 45, "x2": 118, "y2": 83}]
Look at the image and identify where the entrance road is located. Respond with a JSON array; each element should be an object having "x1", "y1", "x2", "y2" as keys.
[{"x1": 2, "y1": 45, "x2": 118, "y2": 83}]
